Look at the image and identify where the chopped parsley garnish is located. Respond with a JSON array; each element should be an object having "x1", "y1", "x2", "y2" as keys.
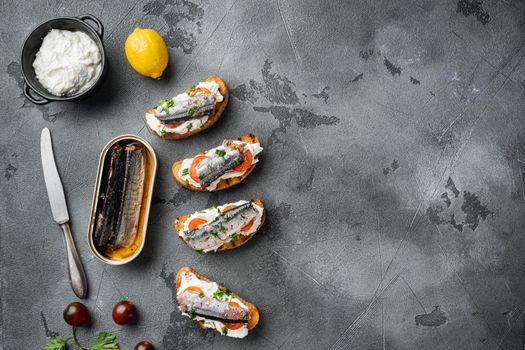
[
  {"x1": 230, "y1": 233, "x2": 240, "y2": 241},
  {"x1": 188, "y1": 106, "x2": 199, "y2": 116},
  {"x1": 189, "y1": 85, "x2": 197, "y2": 92},
  {"x1": 232, "y1": 156, "x2": 243, "y2": 166},
  {"x1": 200, "y1": 121, "x2": 206, "y2": 129},
  {"x1": 219, "y1": 224, "x2": 227, "y2": 233},
  {"x1": 212, "y1": 287, "x2": 232, "y2": 300},
  {"x1": 210, "y1": 229, "x2": 219, "y2": 237},
  {"x1": 186, "y1": 122, "x2": 193, "y2": 131},
  {"x1": 160, "y1": 126, "x2": 167, "y2": 140},
  {"x1": 181, "y1": 168, "x2": 189, "y2": 176},
  {"x1": 215, "y1": 149, "x2": 226, "y2": 157},
  {"x1": 188, "y1": 309, "x2": 196, "y2": 320},
  {"x1": 198, "y1": 173, "x2": 205, "y2": 180},
  {"x1": 159, "y1": 98, "x2": 174, "y2": 113},
  {"x1": 185, "y1": 179, "x2": 190, "y2": 185},
  {"x1": 198, "y1": 292, "x2": 205, "y2": 298},
  {"x1": 158, "y1": 98, "x2": 173, "y2": 106},
  {"x1": 221, "y1": 325, "x2": 228, "y2": 335}
]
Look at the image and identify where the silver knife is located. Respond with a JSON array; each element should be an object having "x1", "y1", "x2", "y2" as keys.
[{"x1": 41, "y1": 128, "x2": 88, "y2": 299}]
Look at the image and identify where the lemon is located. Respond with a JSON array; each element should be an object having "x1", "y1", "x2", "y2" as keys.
[{"x1": 125, "y1": 28, "x2": 168, "y2": 79}]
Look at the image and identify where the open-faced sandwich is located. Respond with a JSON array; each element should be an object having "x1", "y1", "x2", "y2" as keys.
[
  {"x1": 172, "y1": 134, "x2": 263, "y2": 191},
  {"x1": 175, "y1": 199, "x2": 265, "y2": 253},
  {"x1": 176, "y1": 267, "x2": 259, "y2": 338},
  {"x1": 144, "y1": 76, "x2": 228, "y2": 139}
]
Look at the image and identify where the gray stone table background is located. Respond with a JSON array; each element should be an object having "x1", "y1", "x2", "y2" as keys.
[{"x1": 1, "y1": 0, "x2": 525, "y2": 349}]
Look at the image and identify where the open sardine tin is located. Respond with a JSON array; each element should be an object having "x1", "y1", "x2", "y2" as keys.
[{"x1": 87, "y1": 134, "x2": 157, "y2": 265}]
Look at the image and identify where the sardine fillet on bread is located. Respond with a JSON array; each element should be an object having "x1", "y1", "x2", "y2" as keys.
[
  {"x1": 176, "y1": 267, "x2": 260, "y2": 335},
  {"x1": 144, "y1": 76, "x2": 228, "y2": 140},
  {"x1": 172, "y1": 134, "x2": 262, "y2": 192},
  {"x1": 174, "y1": 199, "x2": 266, "y2": 252}
]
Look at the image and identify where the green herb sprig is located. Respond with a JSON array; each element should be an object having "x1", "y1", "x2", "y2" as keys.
[
  {"x1": 188, "y1": 310, "x2": 196, "y2": 321},
  {"x1": 213, "y1": 287, "x2": 232, "y2": 301},
  {"x1": 188, "y1": 106, "x2": 199, "y2": 116},
  {"x1": 159, "y1": 98, "x2": 174, "y2": 114},
  {"x1": 43, "y1": 328, "x2": 119, "y2": 350},
  {"x1": 43, "y1": 338, "x2": 68, "y2": 350}
]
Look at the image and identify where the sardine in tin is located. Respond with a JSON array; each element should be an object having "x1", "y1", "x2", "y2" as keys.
[{"x1": 87, "y1": 134, "x2": 157, "y2": 265}]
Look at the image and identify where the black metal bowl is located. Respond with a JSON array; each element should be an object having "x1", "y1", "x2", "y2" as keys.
[{"x1": 20, "y1": 15, "x2": 107, "y2": 105}]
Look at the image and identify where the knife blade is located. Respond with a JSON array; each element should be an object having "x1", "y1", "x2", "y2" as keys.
[
  {"x1": 40, "y1": 128, "x2": 88, "y2": 298},
  {"x1": 41, "y1": 128, "x2": 69, "y2": 224}
]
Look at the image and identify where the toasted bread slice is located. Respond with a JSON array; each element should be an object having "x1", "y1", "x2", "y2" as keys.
[
  {"x1": 176, "y1": 267, "x2": 260, "y2": 333},
  {"x1": 174, "y1": 199, "x2": 265, "y2": 252},
  {"x1": 144, "y1": 76, "x2": 229, "y2": 140},
  {"x1": 172, "y1": 134, "x2": 261, "y2": 192}
]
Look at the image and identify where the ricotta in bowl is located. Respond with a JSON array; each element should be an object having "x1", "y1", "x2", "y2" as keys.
[{"x1": 32, "y1": 29, "x2": 102, "y2": 96}]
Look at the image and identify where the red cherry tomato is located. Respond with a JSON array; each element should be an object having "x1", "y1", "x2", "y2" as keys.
[
  {"x1": 112, "y1": 300, "x2": 137, "y2": 325},
  {"x1": 134, "y1": 341, "x2": 155, "y2": 350},
  {"x1": 63, "y1": 302, "x2": 91, "y2": 327},
  {"x1": 226, "y1": 322, "x2": 244, "y2": 330}
]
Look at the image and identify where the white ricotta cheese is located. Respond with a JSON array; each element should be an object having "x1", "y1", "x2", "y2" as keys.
[{"x1": 33, "y1": 29, "x2": 102, "y2": 96}]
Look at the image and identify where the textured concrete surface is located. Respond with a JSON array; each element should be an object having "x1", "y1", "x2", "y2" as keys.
[{"x1": 1, "y1": 0, "x2": 525, "y2": 349}]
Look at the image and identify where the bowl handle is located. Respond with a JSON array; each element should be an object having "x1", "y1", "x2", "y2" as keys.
[
  {"x1": 77, "y1": 14, "x2": 104, "y2": 38},
  {"x1": 24, "y1": 83, "x2": 50, "y2": 105}
]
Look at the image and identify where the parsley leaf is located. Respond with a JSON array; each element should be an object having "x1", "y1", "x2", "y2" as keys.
[
  {"x1": 189, "y1": 85, "x2": 197, "y2": 92},
  {"x1": 158, "y1": 98, "x2": 171, "y2": 106},
  {"x1": 198, "y1": 173, "x2": 205, "y2": 180},
  {"x1": 181, "y1": 168, "x2": 189, "y2": 176},
  {"x1": 188, "y1": 106, "x2": 199, "y2": 116},
  {"x1": 160, "y1": 126, "x2": 167, "y2": 140},
  {"x1": 188, "y1": 310, "x2": 196, "y2": 320},
  {"x1": 232, "y1": 156, "x2": 243, "y2": 166},
  {"x1": 198, "y1": 292, "x2": 205, "y2": 298},
  {"x1": 210, "y1": 229, "x2": 219, "y2": 237},
  {"x1": 213, "y1": 287, "x2": 232, "y2": 300},
  {"x1": 159, "y1": 98, "x2": 174, "y2": 114},
  {"x1": 43, "y1": 328, "x2": 119, "y2": 350},
  {"x1": 215, "y1": 149, "x2": 226, "y2": 157},
  {"x1": 230, "y1": 233, "x2": 239, "y2": 241},
  {"x1": 43, "y1": 338, "x2": 68, "y2": 350},
  {"x1": 186, "y1": 122, "x2": 193, "y2": 131},
  {"x1": 221, "y1": 326, "x2": 228, "y2": 335},
  {"x1": 213, "y1": 288, "x2": 224, "y2": 299},
  {"x1": 85, "y1": 332, "x2": 119, "y2": 350}
]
